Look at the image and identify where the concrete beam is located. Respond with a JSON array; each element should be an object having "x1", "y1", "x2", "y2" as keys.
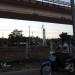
[{"x1": 0, "y1": 3, "x2": 72, "y2": 24}]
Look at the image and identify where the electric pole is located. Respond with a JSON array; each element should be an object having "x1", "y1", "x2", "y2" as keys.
[
  {"x1": 42, "y1": 25, "x2": 46, "y2": 46},
  {"x1": 29, "y1": 26, "x2": 30, "y2": 48}
]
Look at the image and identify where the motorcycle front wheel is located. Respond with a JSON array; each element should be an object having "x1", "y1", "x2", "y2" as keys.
[{"x1": 40, "y1": 64, "x2": 52, "y2": 75}]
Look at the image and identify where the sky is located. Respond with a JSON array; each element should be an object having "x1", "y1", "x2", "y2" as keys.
[{"x1": 0, "y1": 18, "x2": 73, "y2": 39}]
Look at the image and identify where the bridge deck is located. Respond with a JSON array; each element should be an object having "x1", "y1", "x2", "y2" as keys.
[
  {"x1": 0, "y1": 0, "x2": 71, "y2": 14},
  {"x1": 0, "y1": 0, "x2": 72, "y2": 24}
]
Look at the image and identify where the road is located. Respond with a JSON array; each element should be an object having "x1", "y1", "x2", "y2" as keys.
[
  {"x1": 0, "y1": 69, "x2": 40, "y2": 75},
  {"x1": 0, "y1": 69, "x2": 74, "y2": 75}
]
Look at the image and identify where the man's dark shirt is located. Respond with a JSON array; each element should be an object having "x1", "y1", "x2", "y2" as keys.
[{"x1": 56, "y1": 53, "x2": 72, "y2": 66}]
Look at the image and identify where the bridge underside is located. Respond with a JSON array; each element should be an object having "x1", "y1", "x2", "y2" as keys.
[
  {"x1": 0, "y1": 11, "x2": 72, "y2": 24},
  {"x1": 0, "y1": 1, "x2": 72, "y2": 25}
]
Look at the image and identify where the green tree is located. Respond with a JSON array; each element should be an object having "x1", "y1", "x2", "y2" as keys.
[
  {"x1": 9, "y1": 29, "x2": 23, "y2": 38},
  {"x1": 0, "y1": 38, "x2": 8, "y2": 47},
  {"x1": 8, "y1": 29, "x2": 23, "y2": 46},
  {"x1": 59, "y1": 32, "x2": 72, "y2": 44}
]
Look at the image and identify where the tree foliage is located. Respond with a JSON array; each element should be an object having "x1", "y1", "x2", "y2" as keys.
[
  {"x1": 59, "y1": 32, "x2": 72, "y2": 44},
  {"x1": 8, "y1": 29, "x2": 24, "y2": 46},
  {"x1": 9, "y1": 29, "x2": 23, "y2": 38}
]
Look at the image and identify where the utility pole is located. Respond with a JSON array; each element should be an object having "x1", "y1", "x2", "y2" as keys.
[
  {"x1": 42, "y1": 25, "x2": 46, "y2": 46},
  {"x1": 32, "y1": 32, "x2": 33, "y2": 37},
  {"x1": 29, "y1": 26, "x2": 30, "y2": 48},
  {"x1": 25, "y1": 41, "x2": 29, "y2": 59},
  {"x1": 50, "y1": 39, "x2": 53, "y2": 51},
  {"x1": 25, "y1": 25, "x2": 31, "y2": 59}
]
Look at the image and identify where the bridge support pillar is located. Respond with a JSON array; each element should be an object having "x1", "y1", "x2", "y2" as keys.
[
  {"x1": 73, "y1": 23, "x2": 75, "y2": 38},
  {"x1": 71, "y1": 0, "x2": 75, "y2": 38}
]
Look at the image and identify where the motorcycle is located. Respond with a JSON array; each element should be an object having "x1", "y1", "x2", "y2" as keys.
[{"x1": 40, "y1": 53, "x2": 75, "y2": 75}]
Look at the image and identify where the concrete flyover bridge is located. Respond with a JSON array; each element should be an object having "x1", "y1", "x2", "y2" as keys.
[{"x1": 0, "y1": 0, "x2": 72, "y2": 25}]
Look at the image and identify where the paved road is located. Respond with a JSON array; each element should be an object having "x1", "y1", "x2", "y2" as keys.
[
  {"x1": 0, "y1": 69, "x2": 74, "y2": 75},
  {"x1": 0, "y1": 69, "x2": 40, "y2": 75}
]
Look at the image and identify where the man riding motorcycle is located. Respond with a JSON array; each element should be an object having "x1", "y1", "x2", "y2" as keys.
[
  {"x1": 50, "y1": 45, "x2": 74, "y2": 72},
  {"x1": 40, "y1": 45, "x2": 75, "y2": 75}
]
